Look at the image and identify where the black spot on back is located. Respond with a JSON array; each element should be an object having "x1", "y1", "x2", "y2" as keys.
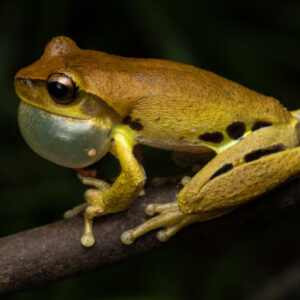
[
  {"x1": 226, "y1": 122, "x2": 246, "y2": 140},
  {"x1": 210, "y1": 163, "x2": 233, "y2": 180},
  {"x1": 123, "y1": 116, "x2": 131, "y2": 124},
  {"x1": 252, "y1": 121, "x2": 272, "y2": 132},
  {"x1": 199, "y1": 132, "x2": 224, "y2": 143},
  {"x1": 129, "y1": 120, "x2": 143, "y2": 131},
  {"x1": 123, "y1": 116, "x2": 144, "y2": 131},
  {"x1": 244, "y1": 144, "x2": 286, "y2": 162}
]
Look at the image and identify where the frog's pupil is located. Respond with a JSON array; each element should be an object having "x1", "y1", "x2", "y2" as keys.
[{"x1": 48, "y1": 81, "x2": 68, "y2": 98}]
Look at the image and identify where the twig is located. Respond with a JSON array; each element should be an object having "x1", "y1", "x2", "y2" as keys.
[{"x1": 1, "y1": 178, "x2": 300, "y2": 296}]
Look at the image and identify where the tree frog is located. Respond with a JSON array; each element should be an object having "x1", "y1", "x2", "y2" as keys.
[{"x1": 15, "y1": 36, "x2": 300, "y2": 247}]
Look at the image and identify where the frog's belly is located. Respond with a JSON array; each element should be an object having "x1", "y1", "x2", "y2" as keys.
[{"x1": 136, "y1": 134, "x2": 214, "y2": 154}]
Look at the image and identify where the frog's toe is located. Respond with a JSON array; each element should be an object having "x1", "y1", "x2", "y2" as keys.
[
  {"x1": 80, "y1": 232, "x2": 95, "y2": 247},
  {"x1": 157, "y1": 225, "x2": 181, "y2": 242},
  {"x1": 144, "y1": 204, "x2": 156, "y2": 216},
  {"x1": 156, "y1": 228, "x2": 171, "y2": 242},
  {"x1": 156, "y1": 214, "x2": 202, "y2": 242},
  {"x1": 145, "y1": 201, "x2": 178, "y2": 216},
  {"x1": 120, "y1": 230, "x2": 135, "y2": 245},
  {"x1": 180, "y1": 175, "x2": 191, "y2": 186}
]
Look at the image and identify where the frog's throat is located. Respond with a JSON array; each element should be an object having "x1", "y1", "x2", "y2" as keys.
[{"x1": 18, "y1": 101, "x2": 112, "y2": 168}]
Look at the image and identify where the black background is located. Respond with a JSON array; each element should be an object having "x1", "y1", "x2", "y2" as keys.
[{"x1": 1, "y1": 1, "x2": 300, "y2": 299}]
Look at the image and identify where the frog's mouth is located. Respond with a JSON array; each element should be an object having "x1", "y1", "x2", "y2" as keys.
[{"x1": 18, "y1": 101, "x2": 111, "y2": 168}]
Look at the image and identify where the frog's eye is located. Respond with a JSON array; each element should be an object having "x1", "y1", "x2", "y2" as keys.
[{"x1": 47, "y1": 73, "x2": 77, "y2": 104}]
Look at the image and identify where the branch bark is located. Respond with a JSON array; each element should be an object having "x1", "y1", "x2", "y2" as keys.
[{"x1": 1, "y1": 178, "x2": 300, "y2": 296}]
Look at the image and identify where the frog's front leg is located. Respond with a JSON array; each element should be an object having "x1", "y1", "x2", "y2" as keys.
[
  {"x1": 81, "y1": 128, "x2": 146, "y2": 247},
  {"x1": 63, "y1": 175, "x2": 111, "y2": 219}
]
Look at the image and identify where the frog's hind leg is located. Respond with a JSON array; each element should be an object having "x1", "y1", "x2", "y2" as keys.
[
  {"x1": 121, "y1": 123, "x2": 300, "y2": 244},
  {"x1": 121, "y1": 206, "x2": 232, "y2": 244}
]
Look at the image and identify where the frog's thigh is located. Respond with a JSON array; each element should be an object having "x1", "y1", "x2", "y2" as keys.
[
  {"x1": 178, "y1": 123, "x2": 298, "y2": 213},
  {"x1": 179, "y1": 146, "x2": 300, "y2": 214}
]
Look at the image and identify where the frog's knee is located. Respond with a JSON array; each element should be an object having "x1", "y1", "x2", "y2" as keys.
[{"x1": 177, "y1": 188, "x2": 197, "y2": 214}]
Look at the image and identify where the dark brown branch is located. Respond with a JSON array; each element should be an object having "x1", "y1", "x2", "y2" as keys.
[{"x1": 1, "y1": 178, "x2": 300, "y2": 296}]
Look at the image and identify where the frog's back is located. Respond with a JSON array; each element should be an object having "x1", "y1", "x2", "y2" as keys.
[
  {"x1": 18, "y1": 36, "x2": 292, "y2": 153},
  {"x1": 104, "y1": 56, "x2": 292, "y2": 152}
]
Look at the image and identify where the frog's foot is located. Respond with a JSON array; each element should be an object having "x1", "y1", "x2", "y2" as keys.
[
  {"x1": 121, "y1": 206, "x2": 186, "y2": 244},
  {"x1": 121, "y1": 206, "x2": 233, "y2": 245}
]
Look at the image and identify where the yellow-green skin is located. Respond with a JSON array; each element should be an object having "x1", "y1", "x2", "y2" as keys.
[{"x1": 15, "y1": 36, "x2": 300, "y2": 246}]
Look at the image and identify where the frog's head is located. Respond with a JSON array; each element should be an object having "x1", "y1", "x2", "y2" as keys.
[{"x1": 15, "y1": 36, "x2": 118, "y2": 168}]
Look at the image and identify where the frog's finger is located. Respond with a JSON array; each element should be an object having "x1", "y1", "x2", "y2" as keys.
[
  {"x1": 63, "y1": 202, "x2": 88, "y2": 219},
  {"x1": 78, "y1": 174, "x2": 111, "y2": 190},
  {"x1": 81, "y1": 205, "x2": 105, "y2": 247}
]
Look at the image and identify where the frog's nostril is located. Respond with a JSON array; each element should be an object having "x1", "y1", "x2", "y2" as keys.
[
  {"x1": 16, "y1": 77, "x2": 33, "y2": 87},
  {"x1": 23, "y1": 78, "x2": 32, "y2": 86}
]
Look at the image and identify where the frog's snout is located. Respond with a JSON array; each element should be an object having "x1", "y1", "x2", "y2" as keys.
[{"x1": 18, "y1": 101, "x2": 111, "y2": 168}]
